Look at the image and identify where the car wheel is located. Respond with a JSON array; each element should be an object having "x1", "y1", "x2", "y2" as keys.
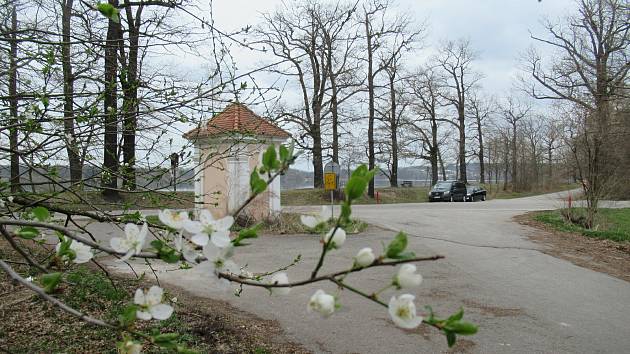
[
  {"x1": 481, "y1": 195, "x2": 486, "y2": 201},
  {"x1": 449, "y1": 196, "x2": 453, "y2": 202}
]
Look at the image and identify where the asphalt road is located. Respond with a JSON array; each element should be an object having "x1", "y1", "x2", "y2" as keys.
[{"x1": 100, "y1": 192, "x2": 630, "y2": 353}]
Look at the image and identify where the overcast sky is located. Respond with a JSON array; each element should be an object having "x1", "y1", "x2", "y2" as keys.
[{"x1": 166, "y1": 0, "x2": 577, "y2": 170}]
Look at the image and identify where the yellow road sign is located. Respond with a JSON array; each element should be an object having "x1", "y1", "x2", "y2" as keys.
[{"x1": 324, "y1": 172, "x2": 337, "y2": 191}]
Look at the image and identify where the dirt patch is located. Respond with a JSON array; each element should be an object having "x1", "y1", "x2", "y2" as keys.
[
  {"x1": 515, "y1": 213, "x2": 630, "y2": 282},
  {"x1": 163, "y1": 287, "x2": 309, "y2": 354},
  {"x1": 461, "y1": 299, "x2": 525, "y2": 318},
  {"x1": 0, "y1": 239, "x2": 308, "y2": 353}
]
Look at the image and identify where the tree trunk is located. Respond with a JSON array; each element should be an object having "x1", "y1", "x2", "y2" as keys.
[
  {"x1": 62, "y1": 0, "x2": 83, "y2": 186},
  {"x1": 8, "y1": 5, "x2": 20, "y2": 192},
  {"x1": 102, "y1": 0, "x2": 121, "y2": 199},
  {"x1": 458, "y1": 107, "x2": 467, "y2": 183},
  {"x1": 389, "y1": 73, "x2": 398, "y2": 187},
  {"x1": 511, "y1": 123, "x2": 517, "y2": 191},
  {"x1": 312, "y1": 129, "x2": 323, "y2": 188},
  {"x1": 121, "y1": 5, "x2": 142, "y2": 190},
  {"x1": 476, "y1": 115, "x2": 485, "y2": 184},
  {"x1": 330, "y1": 70, "x2": 339, "y2": 164},
  {"x1": 437, "y1": 147, "x2": 446, "y2": 181},
  {"x1": 365, "y1": 17, "x2": 375, "y2": 198},
  {"x1": 430, "y1": 147, "x2": 438, "y2": 186}
]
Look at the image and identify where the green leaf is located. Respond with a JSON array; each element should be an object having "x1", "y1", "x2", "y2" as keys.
[
  {"x1": 262, "y1": 145, "x2": 279, "y2": 171},
  {"x1": 340, "y1": 202, "x2": 352, "y2": 223},
  {"x1": 446, "y1": 321, "x2": 478, "y2": 335},
  {"x1": 118, "y1": 304, "x2": 138, "y2": 327},
  {"x1": 447, "y1": 308, "x2": 464, "y2": 322},
  {"x1": 32, "y1": 206, "x2": 50, "y2": 221},
  {"x1": 389, "y1": 251, "x2": 415, "y2": 260},
  {"x1": 385, "y1": 232, "x2": 408, "y2": 259},
  {"x1": 446, "y1": 331, "x2": 456, "y2": 347},
  {"x1": 41, "y1": 272, "x2": 62, "y2": 293},
  {"x1": 279, "y1": 145, "x2": 290, "y2": 162},
  {"x1": 150, "y1": 239, "x2": 164, "y2": 251},
  {"x1": 154, "y1": 333, "x2": 179, "y2": 343},
  {"x1": 160, "y1": 249, "x2": 180, "y2": 264},
  {"x1": 250, "y1": 168, "x2": 267, "y2": 195},
  {"x1": 96, "y1": 3, "x2": 120, "y2": 23},
  {"x1": 233, "y1": 223, "x2": 261, "y2": 246},
  {"x1": 121, "y1": 211, "x2": 142, "y2": 223},
  {"x1": 16, "y1": 226, "x2": 40, "y2": 239},
  {"x1": 345, "y1": 176, "x2": 367, "y2": 201}
]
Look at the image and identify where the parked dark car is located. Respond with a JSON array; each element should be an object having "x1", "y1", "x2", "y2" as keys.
[
  {"x1": 428, "y1": 181, "x2": 467, "y2": 202},
  {"x1": 464, "y1": 185, "x2": 487, "y2": 202}
]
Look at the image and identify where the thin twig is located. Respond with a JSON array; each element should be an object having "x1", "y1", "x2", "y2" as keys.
[
  {"x1": 219, "y1": 255, "x2": 444, "y2": 288},
  {"x1": 0, "y1": 260, "x2": 116, "y2": 329}
]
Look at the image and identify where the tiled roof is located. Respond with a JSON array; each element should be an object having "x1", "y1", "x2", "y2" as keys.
[{"x1": 183, "y1": 102, "x2": 290, "y2": 140}]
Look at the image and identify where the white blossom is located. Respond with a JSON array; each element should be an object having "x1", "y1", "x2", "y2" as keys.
[
  {"x1": 173, "y1": 233, "x2": 201, "y2": 263},
  {"x1": 354, "y1": 247, "x2": 376, "y2": 267},
  {"x1": 183, "y1": 209, "x2": 233, "y2": 247},
  {"x1": 158, "y1": 209, "x2": 189, "y2": 230},
  {"x1": 394, "y1": 264, "x2": 423, "y2": 289},
  {"x1": 307, "y1": 289, "x2": 336, "y2": 317},
  {"x1": 56, "y1": 238, "x2": 93, "y2": 264},
  {"x1": 7, "y1": 196, "x2": 13, "y2": 202},
  {"x1": 110, "y1": 223, "x2": 147, "y2": 261},
  {"x1": 201, "y1": 243, "x2": 239, "y2": 291},
  {"x1": 120, "y1": 340, "x2": 142, "y2": 354},
  {"x1": 134, "y1": 286, "x2": 173, "y2": 321},
  {"x1": 388, "y1": 294, "x2": 423, "y2": 329},
  {"x1": 300, "y1": 206, "x2": 331, "y2": 228},
  {"x1": 322, "y1": 227, "x2": 346, "y2": 248},
  {"x1": 269, "y1": 272, "x2": 291, "y2": 296}
]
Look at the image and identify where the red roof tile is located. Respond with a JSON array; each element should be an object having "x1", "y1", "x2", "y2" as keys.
[{"x1": 183, "y1": 102, "x2": 290, "y2": 140}]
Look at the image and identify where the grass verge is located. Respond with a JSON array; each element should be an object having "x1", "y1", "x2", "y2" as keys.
[
  {"x1": 233, "y1": 212, "x2": 368, "y2": 235},
  {"x1": 481, "y1": 183, "x2": 578, "y2": 200},
  {"x1": 533, "y1": 208, "x2": 630, "y2": 242},
  {"x1": 282, "y1": 187, "x2": 429, "y2": 206}
]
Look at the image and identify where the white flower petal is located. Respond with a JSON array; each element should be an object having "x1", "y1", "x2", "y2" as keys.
[
  {"x1": 307, "y1": 289, "x2": 335, "y2": 317},
  {"x1": 145, "y1": 286, "x2": 163, "y2": 306},
  {"x1": 388, "y1": 294, "x2": 423, "y2": 329},
  {"x1": 191, "y1": 233, "x2": 210, "y2": 246},
  {"x1": 198, "y1": 209, "x2": 215, "y2": 225},
  {"x1": 270, "y1": 272, "x2": 291, "y2": 296},
  {"x1": 214, "y1": 216, "x2": 234, "y2": 231},
  {"x1": 319, "y1": 206, "x2": 331, "y2": 221},
  {"x1": 324, "y1": 227, "x2": 346, "y2": 248},
  {"x1": 183, "y1": 220, "x2": 203, "y2": 234},
  {"x1": 124, "y1": 223, "x2": 140, "y2": 239},
  {"x1": 110, "y1": 237, "x2": 126, "y2": 253},
  {"x1": 211, "y1": 230, "x2": 231, "y2": 248},
  {"x1": 396, "y1": 264, "x2": 423, "y2": 289},
  {"x1": 300, "y1": 215, "x2": 319, "y2": 229},
  {"x1": 150, "y1": 303, "x2": 174, "y2": 320},
  {"x1": 134, "y1": 288, "x2": 145, "y2": 305},
  {"x1": 136, "y1": 310, "x2": 152, "y2": 321},
  {"x1": 355, "y1": 247, "x2": 376, "y2": 267}
]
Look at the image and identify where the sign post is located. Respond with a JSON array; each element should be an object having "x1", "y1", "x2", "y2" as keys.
[{"x1": 323, "y1": 162, "x2": 340, "y2": 220}]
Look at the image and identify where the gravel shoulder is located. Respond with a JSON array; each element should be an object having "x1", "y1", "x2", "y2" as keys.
[{"x1": 515, "y1": 213, "x2": 630, "y2": 282}]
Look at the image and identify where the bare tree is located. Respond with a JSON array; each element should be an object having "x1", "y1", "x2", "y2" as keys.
[
  {"x1": 358, "y1": 0, "x2": 415, "y2": 196},
  {"x1": 524, "y1": 0, "x2": 629, "y2": 225},
  {"x1": 466, "y1": 92, "x2": 493, "y2": 184},
  {"x1": 407, "y1": 66, "x2": 447, "y2": 186},
  {"x1": 499, "y1": 96, "x2": 530, "y2": 191},
  {"x1": 436, "y1": 39, "x2": 481, "y2": 184},
  {"x1": 257, "y1": 1, "x2": 340, "y2": 188}
]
